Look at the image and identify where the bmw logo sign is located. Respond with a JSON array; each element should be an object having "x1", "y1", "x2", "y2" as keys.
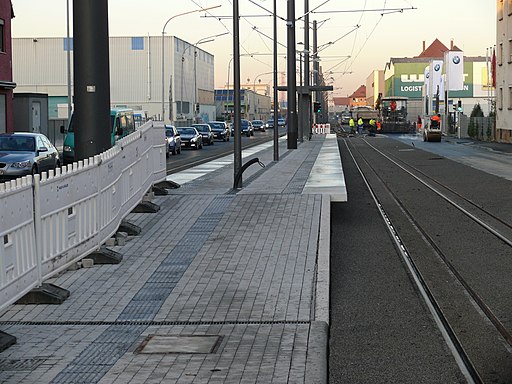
[
  {"x1": 426, "y1": 73, "x2": 430, "y2": 79},
  {"x1": 434, "y1": 64, "x2": 441, "y2": 71},
  {"x1": 452, "y1": 56, "x2": 461, "y2": 64}
]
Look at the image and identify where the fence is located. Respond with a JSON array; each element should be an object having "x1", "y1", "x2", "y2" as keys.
[
  {"x1": 313, "y1": 124, "x2": 331, "y2": 134},
  {"x1": 0, "y1": 121, "x2": 167, "y2": 313}
]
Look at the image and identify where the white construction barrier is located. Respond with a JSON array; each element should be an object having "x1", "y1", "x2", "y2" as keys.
[
  {"x1": 0, "y1": 121, "x2": 166, "y2": 312},
  {"x1": 312, "y1": 123, "x2": 331, "y2": 134}
]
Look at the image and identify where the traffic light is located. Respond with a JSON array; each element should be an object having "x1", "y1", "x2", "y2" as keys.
[
  {"x1": 457, "y1": 100, "x2": 462, "y2": 112},
  {"x1": 313, "y1": 102, "x2": 321, "y2": 113},
  {"x1": 195, "y1": 103, "x2": 200, "y2": 113}
]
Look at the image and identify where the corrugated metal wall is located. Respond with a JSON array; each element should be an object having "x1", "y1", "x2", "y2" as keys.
[
  {"x1": 13, "y1": 38, "x2": 70, "y2": 92},
  {"x1": 12, "y1": 36, "x2": 215, "y2": 121}
]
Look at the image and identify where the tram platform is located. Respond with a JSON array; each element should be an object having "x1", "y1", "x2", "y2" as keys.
[{"x1": 0, "y1": 134, "x2": 345, "y2": 384}]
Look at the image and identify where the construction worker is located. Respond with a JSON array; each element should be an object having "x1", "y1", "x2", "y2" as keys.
[
  {"x1": 431, "y1": 113, "x2": 441, "y2": 128},
  {"x1": 349, "y1": 117, "x2": 355, "y2": 134},
  {"x1": 357, "y1": 117, "x2": 364, "y2": 134},
  {"x1": 368, "y1": 118, "x2": 376, "y2": 136},
  {"x1": 376, "y1": 120, "x2": 381, "y2": 132}
]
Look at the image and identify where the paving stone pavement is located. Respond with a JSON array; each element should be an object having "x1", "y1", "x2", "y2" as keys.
[{"x1": 0, "y1": 134, "x2": 344, "y2": 384}]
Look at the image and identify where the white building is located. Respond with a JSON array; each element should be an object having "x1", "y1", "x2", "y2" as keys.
[
  {"x1": 12, "y1": 36, "x2": 216, "y2": 125},
  {"x1": 496, "y1": 0, "x2": 512, "y2": 143}
]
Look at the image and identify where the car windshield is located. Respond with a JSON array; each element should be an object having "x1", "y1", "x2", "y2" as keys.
[
  {"x1": 253, "y1": 120, "x2": 263, "y2": 125},
  {"x1": 194, "y1": 125, "x2": 208, "y2": 132},
  {"x1": 177, "y1": 128, "x2": 196, "y2": 135},
  {"x1": 165, "y1": 129, "x2": 175, "y2": 137},
  {"x1": 241, "y1": 120, "x2": 249, "y2": 127},
  {"x1": 209, "y1": 123, "x2": 223, "y2": 129},
  {"x1": 0, "y1": 136, "x2": 36, "y2": 152}
]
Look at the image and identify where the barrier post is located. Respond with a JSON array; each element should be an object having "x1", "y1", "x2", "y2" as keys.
[{"x1": 33, "y1": 174, "x2": 43, "y2": 287}]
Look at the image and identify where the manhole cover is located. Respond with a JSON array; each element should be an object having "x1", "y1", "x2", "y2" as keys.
[{"x1": 136, "y1": 335, "x2": 222, "y2": 354}]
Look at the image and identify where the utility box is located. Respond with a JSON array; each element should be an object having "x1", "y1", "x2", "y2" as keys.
[{"x1": 13, "y1": 93, "x2": 49, "y2": 134}]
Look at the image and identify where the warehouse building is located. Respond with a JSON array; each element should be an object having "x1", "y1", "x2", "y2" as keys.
[{"x1": 12, "y1": 36, "x2": 216, "y2": 127}]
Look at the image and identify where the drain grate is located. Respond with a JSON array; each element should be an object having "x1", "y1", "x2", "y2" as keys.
[
  {"x1": 0, "y1": 358, "x2": 45, "y2": 371},
  {"x1": 136, "y1": 334, "x2": 223, "y2": 354}
]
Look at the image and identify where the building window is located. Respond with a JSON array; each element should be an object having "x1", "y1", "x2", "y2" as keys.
[
  {"x1": 499, "y1": 0, "x2": 504, "y2": 20},
  {"x1": 499, "y1": 43, "x2": 504, "y2": 65},
  {"x1": 509, "y1": 87, "x2": 512, "y2": 109},
  {"x1": 509, "y1": 0, "x2": 512, "y2": 15},
  {"x1": 499, "y1": 87, "x2": 503, "y2": 110},
  {"x1": 131, "y1": 37, "x2": 144, "y2": 50},
  {"x1": 509, "y1": 40, "x2": 512, "y2": 62},
  {"x1": 63, "y1": 37, "x2": 73, "y2": 51},
  {"x1": 0, "y1": 19, "x2": 4, "y2": 53}
]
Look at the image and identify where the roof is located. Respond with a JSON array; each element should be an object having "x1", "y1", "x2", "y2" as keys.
[
  {"x1": 332, "y1": 97, "x2": 351, "y2": 106},
  {"x1": 349, "y1": 85, "x2": 366, "y2": 99},
  {"x1": 416, "y1": 38, "x2": 462, "y2": 58}
]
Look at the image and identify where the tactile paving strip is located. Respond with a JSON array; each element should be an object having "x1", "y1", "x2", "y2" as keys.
[{"x1": 49, "y1": 196, "x2": 234, "y2": 384}]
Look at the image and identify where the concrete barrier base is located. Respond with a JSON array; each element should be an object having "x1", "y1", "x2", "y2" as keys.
[
  {"x1": 88, "y1": 246, "x2": 123, "y2": 264},
  {"x1": 15, "y1": 283, "x2": 70, "y2": 305},
  {"x1": 0, "y1": 331, "x2": 16, "y2": 352}
]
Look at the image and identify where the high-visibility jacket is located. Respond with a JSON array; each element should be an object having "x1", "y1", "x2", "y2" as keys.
[
  {"x1": 357, "y1": 118, "x2": 363, "y2": 126},
  {"x1": 349, "y1": 118, "x2": 355, "y2": 127}
]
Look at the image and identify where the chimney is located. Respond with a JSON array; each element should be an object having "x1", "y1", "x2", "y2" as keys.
[
  {"x1": 450, "y1": 39, "x2": 454, "y2": 50},
  {"x1": 423, "y1": 40, "x2": 425, "y2": 52}
]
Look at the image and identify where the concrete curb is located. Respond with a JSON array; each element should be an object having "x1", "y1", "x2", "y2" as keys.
[
  {"x1": 305, "y1": 321, "x2": 329, "y2": 384},
  {"x1": 315, "y1": 194, "x2": 331, "y2": 324}
]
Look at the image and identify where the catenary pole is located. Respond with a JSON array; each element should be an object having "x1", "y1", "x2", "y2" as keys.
[
  {"x1": 273, "y1": 0, "x2": 279, "y2": 161},
  {"x1": 287, "y1": 0, "x2": 297, "y2": 149},
  {"x1": 73, "y1": 0, "x2": 111, "y2": 161},
  {"x1": 233, "y1": 0, "x2": 242, "y2": 187}
]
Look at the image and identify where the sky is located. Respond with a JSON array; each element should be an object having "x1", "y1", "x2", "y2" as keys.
[{"x1": 11, "y1": 0, "x2": 496, "y2": 97}]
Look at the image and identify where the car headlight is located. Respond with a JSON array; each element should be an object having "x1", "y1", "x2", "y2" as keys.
[
  {"x1": 63, "y1": 145, "x2": 72, "y2": 152},
  {"x1": 12, "y1": 160, "x2": 31, "y2": 168},
  {"x1": 191, "y1": 137, "x2": 197, "y2": 142}
]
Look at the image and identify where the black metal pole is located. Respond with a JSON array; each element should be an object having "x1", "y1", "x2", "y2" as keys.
[
  {"x1": 273, "y1": 0, "x2": 279, "y2": 161},
  {"x1": 73, "y1": 0, "x2": 111, "y2": 161},
  {"x1": 304, "y1": 0, "x2": 311, "y2": 139},
  {"x1": 313, "y1": 20, "x2": 319, "y2": 125},
  {"x1": 298, "y1": 51, "x2": 303, "y2": 141},
  {"x1": 287, "y1": 0, "x2": 297, "y2": 149},
  {"x1": 233, "y1": 0, "x2": 242, "y2": 188}
]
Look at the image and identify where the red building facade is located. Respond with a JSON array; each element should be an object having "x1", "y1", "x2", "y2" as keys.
[{"x1": 0, "y1": 1, "x2": 15, "y2": 133}]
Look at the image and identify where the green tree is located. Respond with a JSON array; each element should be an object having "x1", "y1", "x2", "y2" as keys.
[{"x1": 469, "y1": 104, "x2": 484, "y2": 140}]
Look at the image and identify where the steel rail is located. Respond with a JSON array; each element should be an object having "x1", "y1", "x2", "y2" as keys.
[{"x1": 343, "y1": 138, "x2": 482, "y2": 383}]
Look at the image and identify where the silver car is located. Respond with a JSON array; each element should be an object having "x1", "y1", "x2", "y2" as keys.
[{"x1": 0, "y1": 132, "x2": 61, "y2": 181}]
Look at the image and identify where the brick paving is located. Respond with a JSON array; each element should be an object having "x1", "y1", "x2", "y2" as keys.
[{"x1": 0, "y1": 134, "x2": 342, "y2": 384}]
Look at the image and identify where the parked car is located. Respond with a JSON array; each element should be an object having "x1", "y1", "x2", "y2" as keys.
[
  {"x1": 265, "y1": 119, "x2": 274, "y2": 129},
  {"x1": 278, "y1": 118, "x2": 286, "y2": 127},
  {"x1": 176, "y1": 127, "x2": 203, "y2": 149},
  {"x1": 165, "y1": 125, "x2": 181, "y2": 156},
  {"x1": 208, "y1": 121, "x2": 230, "y2": 141},
  {"x1": 192, "y1": 124, "x2": 214, "y2": 146},
  {"x1": 251, "y1": 120, "x2": 265, "y2": 132},
  {"x1": 0, "y1": 132, "x2": 61, "y2": 181},
  {"x1": 241, "y1": 119, "x2": 254, "y2": 137}
]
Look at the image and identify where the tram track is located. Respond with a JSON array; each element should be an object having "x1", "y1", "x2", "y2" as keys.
[
  {"x1": 342, "y1": 137, "x2": 512, "y2": 383},
  {"x1": 361, "y1": 138, "x2": 512, "y2": 247}
]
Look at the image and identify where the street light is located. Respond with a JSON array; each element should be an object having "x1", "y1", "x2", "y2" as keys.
[
  {"x1": 161, "y1": 5, "x2": 221, "y2": 122},
  {"x1": 253, "y1": 71, "x2": 281, "y2": 93},
  {"x1": 179, "y1": 32, "x2": 228, "y2": 121}
]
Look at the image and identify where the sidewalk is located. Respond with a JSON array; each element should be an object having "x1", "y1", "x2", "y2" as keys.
[
  {"x1": 0, "y1": 134, "x2": 345, "y2": 384},
  {"x1": 444, "y1": 137, "x2": 512, "y2": 154}
]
